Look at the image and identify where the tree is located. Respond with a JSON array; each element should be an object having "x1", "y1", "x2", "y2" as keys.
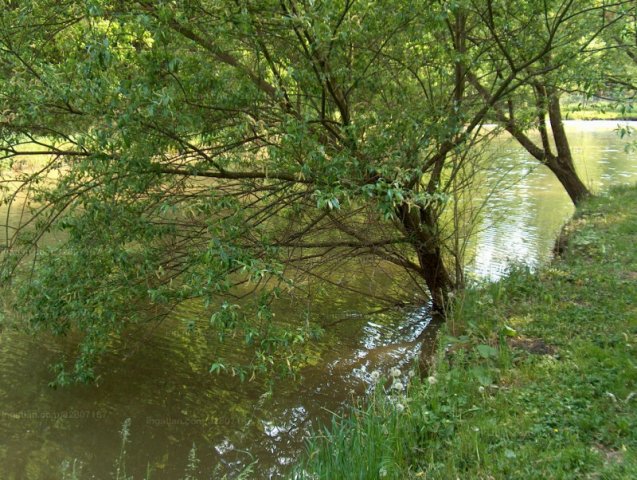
[
  {"x1": 0, "y1": 0, "x2": 623, "y2": 382},
  {"x1": 466, "y1": 0, "x2": 634, "y2": 205}
]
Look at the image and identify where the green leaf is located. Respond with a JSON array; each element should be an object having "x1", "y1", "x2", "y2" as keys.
[
  {"x1": 471, "y1": 366, "x2": 494, "y2": 387},
  {"x1": 476, "y1": 344, "x2": 498, "y2": 359}
]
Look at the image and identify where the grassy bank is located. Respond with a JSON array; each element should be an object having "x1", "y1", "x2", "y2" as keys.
[
  {"x1": 561, "y1": 98, "x2": 636, "y2": 121},
  {"x1": 563, "y1": 108, "x2": 637, "y2": 121},
  {"x1": 295, "y1": 185, "x2": 637, "y2": 479}
]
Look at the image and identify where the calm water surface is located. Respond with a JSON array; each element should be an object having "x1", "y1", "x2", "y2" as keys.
[
  {"x1": 470, "y1": 121, "x2": 637, "y2": 278},
  {"x1": 0, "y1": 121, "x2": 635, "y2": 479}
]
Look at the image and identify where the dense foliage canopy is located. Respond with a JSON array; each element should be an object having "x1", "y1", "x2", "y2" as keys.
[{"x1": 1, "y1": 0, "x2": 634, "y2": 383}]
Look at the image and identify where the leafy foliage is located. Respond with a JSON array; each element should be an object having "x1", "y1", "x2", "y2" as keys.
[{"x1": 1, "y1": 0, "x2": 634, "y2": 382}]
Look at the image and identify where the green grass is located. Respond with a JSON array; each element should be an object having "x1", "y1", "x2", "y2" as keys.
[
  {"x1": 295, "y1": 185, "x2": 637, "y2": 479},
  {"x1": 561, "y1": 98, "x2": 637, "y2": 121},
  {"x1": 562, "y1": 109, "x2": 637, "y2": 121}
]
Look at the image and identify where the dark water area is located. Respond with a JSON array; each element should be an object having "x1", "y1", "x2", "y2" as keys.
[{"x1": 0, "y1": 121, "x2": 636, "y2": 479}]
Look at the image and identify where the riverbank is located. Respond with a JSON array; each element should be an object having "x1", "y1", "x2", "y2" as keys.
[
  {"x1": 295, "y1": 184, "x2": 637, "y2": 479},
  {"x1": 563, "y1": 109, "x2": 637, "y2": 121},
  {"x1": 561, "y1": 99, "x2": 637, "y2": 121}
]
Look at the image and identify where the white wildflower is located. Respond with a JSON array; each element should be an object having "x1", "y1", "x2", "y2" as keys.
[
  {"x1": 370, "y1": 370, "x2": 381, "y2": 382},
  {"x1": 427, "y1": 375, "x2": 437, "y2": 385},
  {"x1": 391, "y1": 381, "x2": 404, "y2": 391},
  {"x1": 478, "y1": 386, "x2": 485, "y2": 394},
  {"x1": 390, "y1": 367, "x2": 401, "y2": 378}
]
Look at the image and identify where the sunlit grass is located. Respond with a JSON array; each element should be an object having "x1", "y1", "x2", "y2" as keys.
[
  {"x1": 563, "y1": 109, "x2": 637, "y2": 121},
  {"x1": 561, "y1": 98, "x2": 636, "y2": 121}
]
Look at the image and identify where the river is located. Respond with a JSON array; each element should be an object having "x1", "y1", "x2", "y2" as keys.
[{"x1": 0, "y1": 121, "x2": 636, "y2": 479}]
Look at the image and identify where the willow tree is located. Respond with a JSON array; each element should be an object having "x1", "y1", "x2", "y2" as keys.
[
  {"x1": 0, "y1": 0, "x2": 591, "y2": 382},
  {"x1": 467, "y1": 0, "x2": 635, "y2": 205}
]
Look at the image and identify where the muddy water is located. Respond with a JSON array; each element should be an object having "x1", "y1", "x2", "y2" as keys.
[{"x1": 0, "y1": 121, "x2": 635, "y2": 479}]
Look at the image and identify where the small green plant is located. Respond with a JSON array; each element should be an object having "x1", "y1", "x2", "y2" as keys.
[
  {"x1": 60, "y1": 459, "x2": 83, "y2": 480},
  {"x1": 182, "y1": 444, "x2": 199, "y2": 480}
]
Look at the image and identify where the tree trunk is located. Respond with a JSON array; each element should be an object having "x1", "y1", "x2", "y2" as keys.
[
  {"x1": 416, "y1": 245, "x2": 452, "y2": 311},
  {"x1": 547, "y1": 91, "x2": 592, "y2": 205},
  {"x1": 468, "y1": 73, "x2": 593, "y2": 207},
  {"x1": 545, "y1": 155, "x2": 591, "y2": 205},
  {"x1": 397, "y1": 204, "x2": 453, "y2": 312}
]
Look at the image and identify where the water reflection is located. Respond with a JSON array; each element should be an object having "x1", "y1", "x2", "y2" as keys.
[{"x1": 0, "y1": 121, "x2": 635, "y2": 478}]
